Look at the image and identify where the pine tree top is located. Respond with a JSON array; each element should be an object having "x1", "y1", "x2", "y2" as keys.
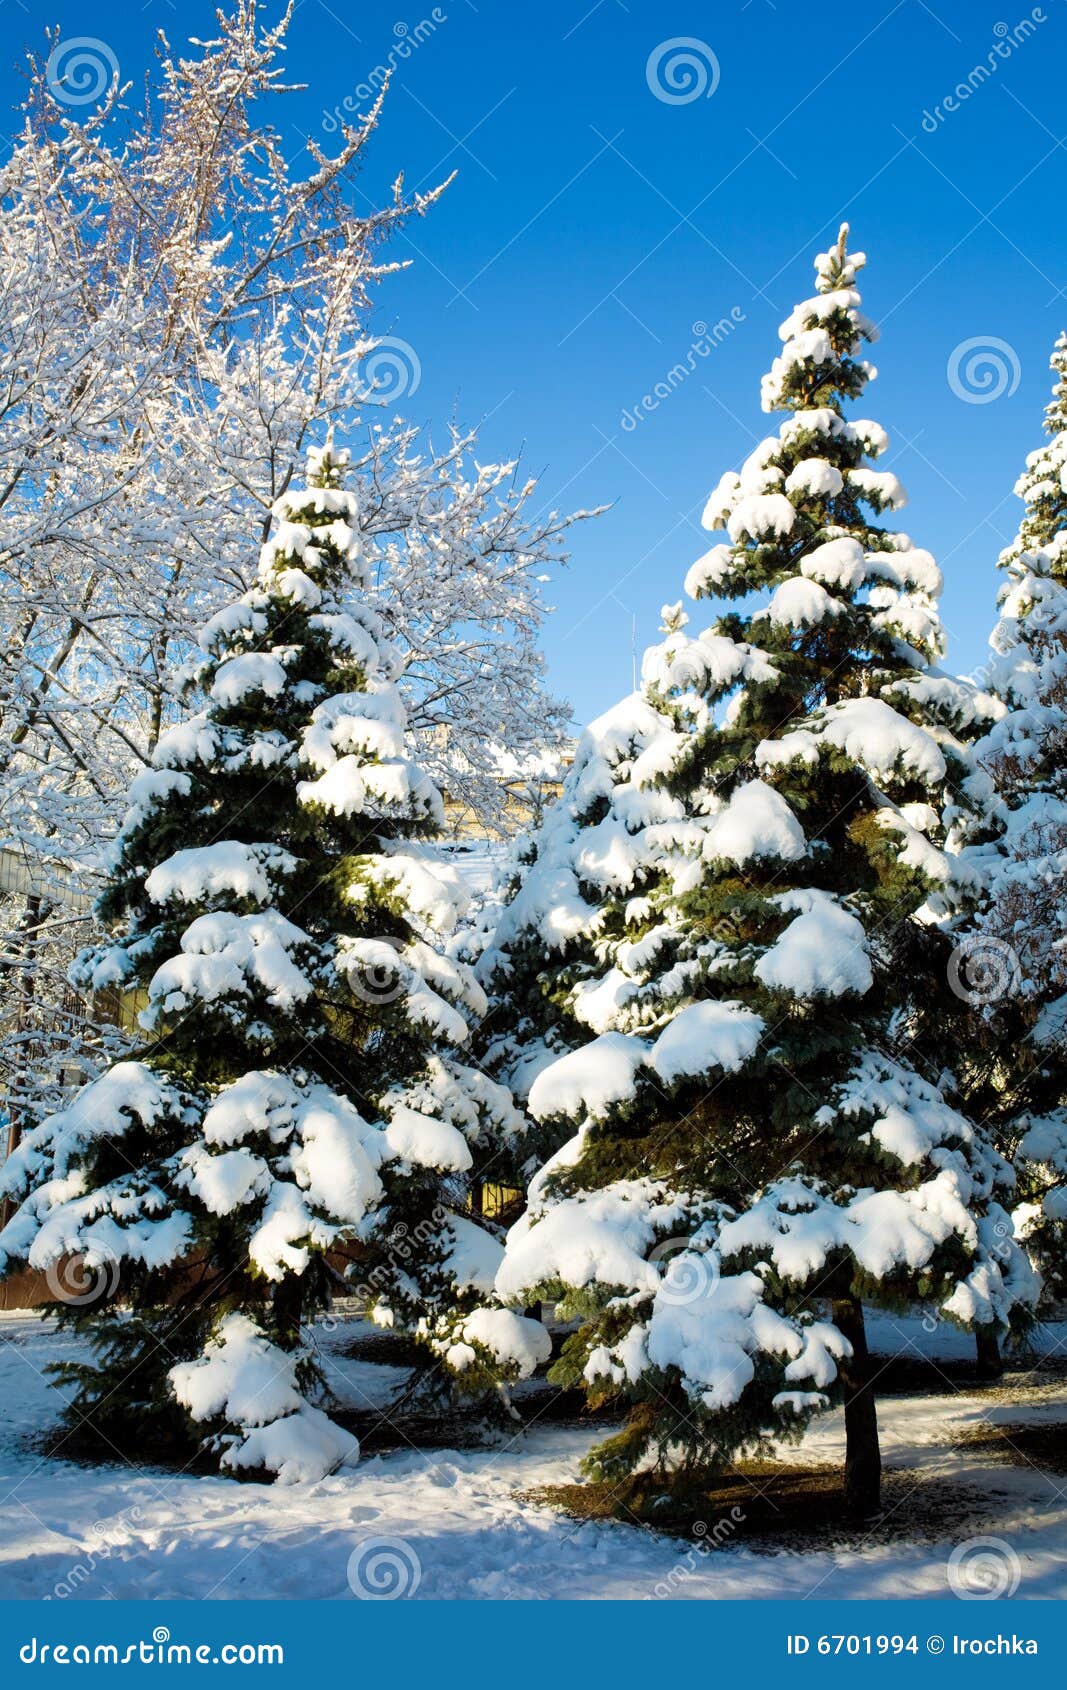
[{"x1": 995, "y1": 331, "x2": 1067, "y2": 581}]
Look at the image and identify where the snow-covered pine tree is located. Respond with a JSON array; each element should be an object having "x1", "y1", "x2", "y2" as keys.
[
  {"x1": 971, "y1": 331, "x2": 1067, "y2": 1295},
  {"x1": 476, "y1": 660, "x2": 706, "y2": 1182},
  {"x1": 483, "y1": 607, "x2": 858, "y2": 1498},
  {"x1": 494, "y1": 227, "x2": 1035, "y2": 1517},
  {"x1": 0, "y1": 440, "x2": 546, "y2": 1482}
]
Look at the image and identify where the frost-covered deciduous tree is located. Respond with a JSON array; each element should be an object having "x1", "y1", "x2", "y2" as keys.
[
  {"x1": 970, "y1": 331, "x2": 1067, "y2": 1294},
  {"x1": 0, "y1": 442, "x2": 546, "y2": 1481},
  {"x1": 0, "y1": 0, "x2": 589, "y2": 1132},
  {"x1": 490, "y1": 229, "x2": 1036, "y2": 1517}
]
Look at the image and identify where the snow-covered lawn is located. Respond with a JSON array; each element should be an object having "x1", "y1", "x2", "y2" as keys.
[{"x1": 1, "y1": 1311, "x2": 1065, "y2": 1601}]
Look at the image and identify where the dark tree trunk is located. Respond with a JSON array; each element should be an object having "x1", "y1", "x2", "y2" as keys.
[
  {"x1": 831, "y1": 1293, "x2": 881, "y2": 1518},
  {"x1": 975, "y1": 1325, "x2": 1003, "y2": 1380},
  {"x1": 273, "y1": 1272, "x2": 305, "y2": 1349},
  {"x1": 1, "y1": 893, "x2": 41, "y2": 1230}
]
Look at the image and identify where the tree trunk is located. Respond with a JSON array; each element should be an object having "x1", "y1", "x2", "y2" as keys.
[
  {"x1": 273, "y1": 1272, "x2": 305, "y2": 1349},
  {"x1": 975, "y1": 1324, "x2": 1003, "y2": 1380},
  {"x1": 831, "y1": 1294, "x2": 881, "y2": 1518},
  {"x1": 1, "y1": 893, "x2": 41, "y2": 1229}
]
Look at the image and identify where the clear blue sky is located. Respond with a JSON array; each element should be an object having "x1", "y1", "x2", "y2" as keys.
[{"x1": 4, "y1": 0, "x2": 1066, "y2": 728}]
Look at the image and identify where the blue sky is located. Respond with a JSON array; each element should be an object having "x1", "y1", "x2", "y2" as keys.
[{"x1": 4, "y1": 0, "x2": 1067, "y2": 728}]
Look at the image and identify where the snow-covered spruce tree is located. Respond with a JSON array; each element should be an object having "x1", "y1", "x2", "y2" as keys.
[
  {"x1": 969, "y1": 331, "x2": 1067, "y2": 1295},
  {"x1": 0, "y1": 441, "x2": 545, "y2": 1481},
  {"x1": 476, "y1": 664, "x2": 706, "y2": 1185},
  {"x1": 493, "y1": 227, "x2": 1035, "y2": 1517}
]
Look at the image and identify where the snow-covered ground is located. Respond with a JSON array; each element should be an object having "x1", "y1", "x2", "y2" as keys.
[
  {"x1": 439, "y1": 837, "x2": 507, "y2": 896},
  {"x1": 1, "y1": 1311, "x2": 1065, "y2": 1601}
]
